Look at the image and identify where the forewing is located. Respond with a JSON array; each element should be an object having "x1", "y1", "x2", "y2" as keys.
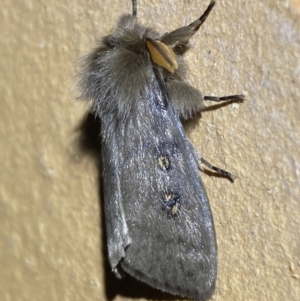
[{"x1": 115, "y1": 80, "x2": 217, "y2": 300}]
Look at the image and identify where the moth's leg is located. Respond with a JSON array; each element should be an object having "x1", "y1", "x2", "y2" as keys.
[
  {"x1": 188, "y1": 140, "x2": 236, "y2": 182},
  {"x1": 167, "y1": 80, "x2": 205, "y2": 119},
  {"x1": 204, "y1": 95, "x2": 245, "y2": 102},
  {"x1": 200, "y1": 157, "x2": 236, "y2": 182},
  {"x1": 102, "y1": 140, "x2": 131, "y2": 277},
  {"x1": 167, "y1": 79, "x2": 245, "y2": 119}
]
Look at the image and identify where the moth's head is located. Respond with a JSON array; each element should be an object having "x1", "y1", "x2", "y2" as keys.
[
  {"x1": 103, "y1": 0, "x2": 215, "y2": 75},
  {"x1": 103, "y1": 14, "x2": 160, "y2": 52},
  {"x1": 107, "y1": 13, "x2": 179, "y2": 74}
]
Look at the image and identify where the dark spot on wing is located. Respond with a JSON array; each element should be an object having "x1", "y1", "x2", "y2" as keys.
[
  {"x1": 157, "y1": 154, "x2": 170, "y2": 170},
  {"x1": 161, "y1": 191, "x2": 182, "y2": 218}
]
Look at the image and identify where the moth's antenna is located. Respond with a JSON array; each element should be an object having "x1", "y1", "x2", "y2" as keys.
[
  {"x1": 198, "y1": 0, "x2": 215, "y2": 27},
  {"x1": 132, "y1": 0, "x2": 137, "y2": 17},
  {"x1": 189, "y1": 0, "x2": 216, "y2": 32}
]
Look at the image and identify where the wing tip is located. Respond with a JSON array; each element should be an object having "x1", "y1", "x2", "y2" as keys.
[{"x1": 120, "y1": 260, "x2": 217, "y2": 300}]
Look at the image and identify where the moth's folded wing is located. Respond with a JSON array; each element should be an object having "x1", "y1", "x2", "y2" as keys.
[{"x1": 118, "y1": 110, "x2": 217, "y2": 300}]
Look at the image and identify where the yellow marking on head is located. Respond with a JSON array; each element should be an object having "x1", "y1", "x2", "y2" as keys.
[{"x1": 146, "y1": 39, "x2": 178, "y2": 73}]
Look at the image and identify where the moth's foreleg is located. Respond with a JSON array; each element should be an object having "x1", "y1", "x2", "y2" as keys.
[
  {"x1": 204, "y1": 94, "x2": 245, "y2": 103},
  {"x1": 167, "y1": 80, "x2": 205, "y2": 119}
]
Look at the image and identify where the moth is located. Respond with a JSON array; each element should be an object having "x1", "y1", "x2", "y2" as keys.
[{"x1": 77, "y1": 0, "x2": 244, "y2": 300}]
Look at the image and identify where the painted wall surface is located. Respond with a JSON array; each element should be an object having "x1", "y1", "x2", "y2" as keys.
[{"x1": 0, "y1": 0, "x2": 299, "y2": 300}]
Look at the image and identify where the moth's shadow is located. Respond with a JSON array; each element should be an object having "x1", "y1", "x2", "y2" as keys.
[{"x1": 77, "y1": 113, "x2": 182, "y2": 301}]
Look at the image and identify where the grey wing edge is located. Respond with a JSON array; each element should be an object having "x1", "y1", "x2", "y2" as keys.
[{"x1": 101, "y1": 137, "x2": 131, "y2": 277}]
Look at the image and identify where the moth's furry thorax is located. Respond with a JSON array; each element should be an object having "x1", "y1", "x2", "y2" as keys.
[{"x1": 78, "y1": 14, "x2": 187, "y2": 120}]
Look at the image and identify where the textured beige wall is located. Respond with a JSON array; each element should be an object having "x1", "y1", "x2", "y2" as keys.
[{"x1": 0, "y1": 0, "x2": 299, "y2": 300}]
